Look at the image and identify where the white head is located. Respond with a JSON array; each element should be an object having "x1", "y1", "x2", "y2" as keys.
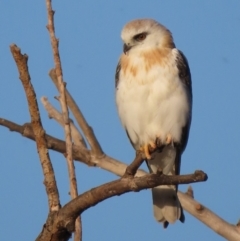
[{"x1": 121, "y1": 19, "x2": 175, "y2": 54}]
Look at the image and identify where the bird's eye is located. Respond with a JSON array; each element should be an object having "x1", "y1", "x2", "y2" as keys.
[{"x1": 134, "y1": 32, "x2": 147, "y2": 42}]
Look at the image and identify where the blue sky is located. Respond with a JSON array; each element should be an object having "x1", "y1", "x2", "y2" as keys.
[{"x1": 1, "y1": 1, "x2": 240, "y2": 240}]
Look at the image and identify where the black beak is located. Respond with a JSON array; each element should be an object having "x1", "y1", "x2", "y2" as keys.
[{"x1": 123, "y1": 43, "x2": 132, "y2": 54}]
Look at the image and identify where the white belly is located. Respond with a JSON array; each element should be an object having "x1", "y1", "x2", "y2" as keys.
[{"x1": 116, "y1": 63, "x2": 190, "y2": 149}]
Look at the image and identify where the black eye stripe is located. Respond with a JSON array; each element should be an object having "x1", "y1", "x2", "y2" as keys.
[{"x1": 133, "y1": 32, "x2": 147, "y2": 41}]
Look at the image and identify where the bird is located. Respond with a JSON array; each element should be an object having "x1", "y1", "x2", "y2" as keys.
[{"x1": 115, "y1": 19, "x2": 192, "y2": 228}]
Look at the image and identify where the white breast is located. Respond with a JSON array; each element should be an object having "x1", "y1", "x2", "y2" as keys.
[{"x1": 116, "y1": 49, "x2": 190, "y2": 149}]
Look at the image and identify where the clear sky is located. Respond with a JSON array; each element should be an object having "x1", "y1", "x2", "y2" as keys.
[{"x1": 1, "y1": 1, "x2": 240, "y2": 240}]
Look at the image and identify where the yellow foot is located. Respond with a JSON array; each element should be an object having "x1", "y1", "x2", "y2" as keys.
[
  {"x1": 143, "y1": 144, "x2": 151, "y2": 160},
  {"x1": 149, "y1": 140, "x2": 156, "y2": 150},
  {"x1": 165, "y1": 134, "x2": 172, "y2": 145},
  {"x1": 139, "y1": 141, "x2": 157, "y2": 160}
]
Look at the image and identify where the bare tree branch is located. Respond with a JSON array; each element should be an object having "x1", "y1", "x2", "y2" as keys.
[
  {"x1": 123, "y1": 152, "x2": 145, "y2": 177},
  {"x1": 45, "y1": 1, "x2": 81, "y2": 239},
  {"x1": 1, "y1": 118, "x2": 240, "y2": 241},
  {"x1": 178, "y1": 191, "x2": 240, "y2": 241},
  {"x1": 4, "y1": 3, "x2": 240, "y2": 240},
  {"x1": 9, "y1": 44, "x2": 60, "y2": 212},
  {"x1": 36, "y1": 167, "x2": 206, "y2": 241},
  {"x1": 0, "y1": 118, "x2": 140, "y2": 173},
  {"x1": 41, "y1": 96, "x2": 88, "y2": 233},
  {"x1": 61, "y1": 171, "x2": 206, "y2": 220},
  {"x1": 41, "y1": 96, "x2": 87, "y2": 149},
  {"x1": 49, "y1": 69, "x2": 103, "y2": 157}
]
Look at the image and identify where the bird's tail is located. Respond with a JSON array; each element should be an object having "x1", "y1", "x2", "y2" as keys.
[
  {"x1": 147, "y1": 145, "x2": 184, "y2": 227},
  {"x1": 152, "y1": 185, "x2": 184, "y2": 227}
]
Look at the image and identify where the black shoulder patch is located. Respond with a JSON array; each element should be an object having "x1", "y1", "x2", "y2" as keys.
[
  {"x1": 176, "y1": 50, "x2": 192, "y2": 93},
  {"x1": 175, "y1": 50, "x2": 193, "y2": 154},
  {"x1": 115, "y1": 62, "x2": 121, "y2": 88}
]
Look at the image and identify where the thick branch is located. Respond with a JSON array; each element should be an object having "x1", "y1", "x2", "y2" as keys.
[
  {"x1": 36, "y1": 169, "x2": 207, "y2": 241},
  {"x1": 1, "y1": 118, "x2": 239, "y2": 241},
  {"x1": 9, "y1": 45, "x2": 60, "y2": 211},
  {"x1": 58, "y1": 171, "x2": 206, "y2": 236},
  {"x1": 123, "y1": 152, "x2": 145, "y2": 177}
]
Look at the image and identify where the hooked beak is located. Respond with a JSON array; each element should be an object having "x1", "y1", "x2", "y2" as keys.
[{"x1": 123, "y1": 43, "x2": 132, "y2": 54}]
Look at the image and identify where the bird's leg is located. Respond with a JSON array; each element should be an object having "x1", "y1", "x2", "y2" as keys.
[
  {"x1": 149, "y1": 140, "x2": 156, "y2": 150},
  {"x1": 139, "y1": 141, "x2": 156, "y2": 160},
  {"x1": 143, "y1": 144, "x2": 151, "y2": 160}
]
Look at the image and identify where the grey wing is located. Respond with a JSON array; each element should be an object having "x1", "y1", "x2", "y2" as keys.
[
  {"x1": 174, "y1": 50, "x2": 192, "y2": 176},
  {"x1": 115, "y1": 61, "x2": 135, "y2": 147}
]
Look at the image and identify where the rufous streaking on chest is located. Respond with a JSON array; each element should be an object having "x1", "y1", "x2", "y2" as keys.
[{"x1": 115, "y1": 18, "x2": 192, "y2": 227}]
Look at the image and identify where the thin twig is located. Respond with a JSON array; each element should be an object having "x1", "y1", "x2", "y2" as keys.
[
  {"x1": 41, "y1": 96, "x2": 87, "y2": 149},
  {"x1": 9, "y1": 45, "x2": 60, "y2": 211},
  {"x1": 178, "y1": 191, "x2": 240, "y2": 241},
  {"x1": 49, "y1": 69, "x2": 103, "y2": 157},
  {"x1": 45, "y1": 1, "x2": 81, "y2": 240}
]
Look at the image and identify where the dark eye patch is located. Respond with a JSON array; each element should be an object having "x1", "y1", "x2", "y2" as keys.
[{"x1": 133, "y1": 32, "x2": 147, "y2": 42}]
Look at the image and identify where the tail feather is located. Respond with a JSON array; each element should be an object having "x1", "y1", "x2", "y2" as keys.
[
  {"x1": 147, "y1": 145, "x2": 184, "y2": 226},
  {"x1": 152, "y1": 185, "x2": 184, "y2": 225}
]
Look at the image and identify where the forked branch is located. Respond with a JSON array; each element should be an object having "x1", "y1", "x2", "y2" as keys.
[
  {"x1": 1, "y1": 118, "x2": 240, "y2": 241},
  {"x1": 49, "y1": 69, "x2": 103, "y2": 157},
  {"x1": 36, "y1": 157, "x2": 206, "y2": 241}
]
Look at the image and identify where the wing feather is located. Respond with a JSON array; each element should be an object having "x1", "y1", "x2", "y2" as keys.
[
  {"x1": 115, "y1": 61, "x2": 121, "y2": 88},
  {"x1": 174, "y1": 50, "x2": 192, "y2": 176}
]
